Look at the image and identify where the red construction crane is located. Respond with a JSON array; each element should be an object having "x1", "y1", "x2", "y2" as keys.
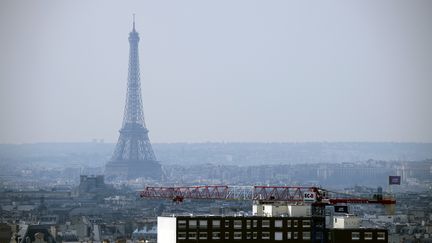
[
  {"x1": 141, "y1": 185, "x2": 396, "y2": 243},
  {"x1": 139, "y1": 185, "x2": 396, "y2": 206}
]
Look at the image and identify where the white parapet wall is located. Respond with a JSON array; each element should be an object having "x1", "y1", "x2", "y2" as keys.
[
  {"x1": 287, "y1": 205, "x2": 312, "y2": 217},
  {"x1": 252, "y1": 204, "x2": 264, "y2": 216},
  {"x1": 253, "y1": 203, "x2": 312, "y2": 217},
  {"x1": 333, "y1": 214, "x2": 361, "y2": 229},
  {"x1": 157, "y1": 216, "x2": 177, "y2": 243}
]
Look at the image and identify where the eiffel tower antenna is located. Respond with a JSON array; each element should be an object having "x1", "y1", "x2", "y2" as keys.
[{"x1": 133, "y1": 13, "x2": 135, "y2": 30}]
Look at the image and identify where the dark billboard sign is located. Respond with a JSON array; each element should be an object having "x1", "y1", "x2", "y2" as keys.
[
  {"x1": 334, "y1": 205, "x2": 348, "y2": 213},
  {"x1": 389, "y1": 176, "x2": 401, "y2": 185}
]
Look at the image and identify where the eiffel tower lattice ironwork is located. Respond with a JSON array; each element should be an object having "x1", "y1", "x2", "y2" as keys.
[{"x1": 105, "y1": 18, "x2": 162, "y2": 180}]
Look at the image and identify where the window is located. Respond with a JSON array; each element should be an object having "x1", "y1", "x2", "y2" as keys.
[
  {"x1": 287, "y1": 232, "x2": 291, "y2": 239},
  {"x1": 178, "y1": 220, "x2": 186, "y2": 229},
  {"x1": 293, "y1": 220, "x2": 298, "y2": 227},
  {"x1": 262, "y1": 220, "x2": 270, "y2": 228},
  {"x1": 246, "y1": 232, "x2": 252, "y2": 239},
  {"x1": 212, "y1": 232, "x2": 220, "y2": 240},
  {"x1": 178, "y1": 232, "x2": 186, "y2": 240},
  {"x1": 316, "y1": 232, "x2": 323, "y2": 240},
  {"x1": 253, "y1": 220, "x2": 258, "y2": 228},
  {"x1": 246, "y1": 220, "x2": 251, "y2": 229},
  {"x1": 262, "y1": 232, "x2": 270, "y2": 240},
  {"x1": 199, "y1": 220, "x2": 207, "y2": 228},
  {"x1": 275, "y1": 220, "x2": 282, "y2": 228},
  {"x1": 212, "y1": 220, "x2": 220, "y2": 228},
  {"x1": 293, "y1": 232, "x2": 298, "y2": 240},
  {"x1": 275, "y1": 232, "x2": 283, "y2": 241},
  {"x1": 234, "y1": 232, "x2": 242, "y2": 240},
  {"x1": 287, "y1": 219, "x2": 292, "y2": 227},
  {"x1": 224, "y1": 220, "x2": 230, "y2": 228},
  {"x1": 234, "y1": 220, "x2": 242, "y2": 229},
  {"x1": 377, "y1": 232, "x2": 386, "y2": 240},
  {"x1": 189, "y1": 220, "x2": 197, "y2": 229},
  {"x1": 253, "y1": 232, "x2": 258, "y2": 239},
  {"x1": 303, "y1": 231, "x2": 311, "y2": 240},
  {"x1": 199, "y1": 232, "x2": 207, "y2": 240},
  {"x1": 365, "y1": 232, "x2": 373, "y2": 240},
  {"x1": 315, "y1": 222, "x2": 324, "y2": 228},
  {"x1": 302, "y1": 220, "x2": 311, "y2": 228},
  {"x1": 351, "y1": 232, "x2": 360, "y2": 240},
  {"x1": 188, "y1": 232, "x2": 197, "y2": 240},
  {"x1": 225, "y1": 232, "x2": 230, "y2": 239}
]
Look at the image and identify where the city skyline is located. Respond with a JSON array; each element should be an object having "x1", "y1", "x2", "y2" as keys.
[{"x1": 1, "y1": 0, "x2": 432, "y2": 144}]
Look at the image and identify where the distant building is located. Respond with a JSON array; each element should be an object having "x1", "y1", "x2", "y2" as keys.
[
  {"x1": 0, "y1": 223, "x2": 13, "y2": 243},
  {"x1": 77, "y1": 175, "x2": 106, "y2": 195},
  {"x1": 19, "y1": 225, "x2": 57, "y2": 243},
  {"x1": 132, "y1": 225, "x2": 157, "y2": 242}
]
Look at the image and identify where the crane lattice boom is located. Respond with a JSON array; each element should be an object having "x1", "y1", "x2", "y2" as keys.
[{"x1": 140, "y1": 185, "x2": 395, "y2": 205}]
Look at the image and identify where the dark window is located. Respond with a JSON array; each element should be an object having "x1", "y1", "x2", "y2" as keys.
[
  {"x1": 234, "y1": 220, "x2": 242, "y2": 229},
  {"x1": 377, "y1": 232, "x2": 386, "y2": 240},
  {"x1": 352, "y1": 232, "x2": 360, "y2": 240},
  {"x1": 188, "y1": 232, "x2": 197, "y2": 240},
  {"x1": 224, "y1": 220, "x2": 230, "y2": 228},
  {"x1": 178, "y1": 232, "x2": 186, "y2": 240},
  {"x1": 212, "y1": 220, "x2": 220, "y2": 228},
  {"x1": 303, "y1": 231, "x2": 311, "y2": 240},
  {"x1": 178, "y1": 220, "x2": 186, "y2": 229},
  {"x1": 199, "y1": 232, "x2": 207, "y2": 240},
  {"x1": 199, "y1": 220, "x2": 207, "y2": 228},
  {"x1": 189, "y1": 220, "x2": 197, "y2": 229}
]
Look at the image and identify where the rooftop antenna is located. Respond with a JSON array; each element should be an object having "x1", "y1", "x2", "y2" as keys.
[{"x1": 133, "y1": 13, "x2": 136, "y2": 31}]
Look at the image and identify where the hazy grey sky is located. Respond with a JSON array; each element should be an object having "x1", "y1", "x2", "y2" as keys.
[{"x1": 0, "y1": 0, "x2": 431, "y2": 143}]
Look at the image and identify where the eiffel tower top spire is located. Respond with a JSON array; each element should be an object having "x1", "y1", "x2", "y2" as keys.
[
  {"x1": 123, "y1": 16, "x2": 144, "y2": 128},
  {"x1": 133, "y1": 13, "x2": 136, "y2": 31}
]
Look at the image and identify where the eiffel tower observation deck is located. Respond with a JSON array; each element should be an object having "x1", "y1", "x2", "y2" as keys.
[{"x1": 105, "y1": 18, "x2": 162, "y2": 180}]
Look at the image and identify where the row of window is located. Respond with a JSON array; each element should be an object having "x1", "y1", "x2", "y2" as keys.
[
  {"x1": 351, "y1": 232, "x2": 386, "y2": 240},
  {"x1": 178, "y1": 231, "x2": 312, "y2": 241},
  {"x1": 178, "y1": 219, "x2": 311, "y2": 229}
]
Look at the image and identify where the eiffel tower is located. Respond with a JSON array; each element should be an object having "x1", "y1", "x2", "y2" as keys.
[{"x1": 105, "y1": 18, "x2": 162, "y2": 180}]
